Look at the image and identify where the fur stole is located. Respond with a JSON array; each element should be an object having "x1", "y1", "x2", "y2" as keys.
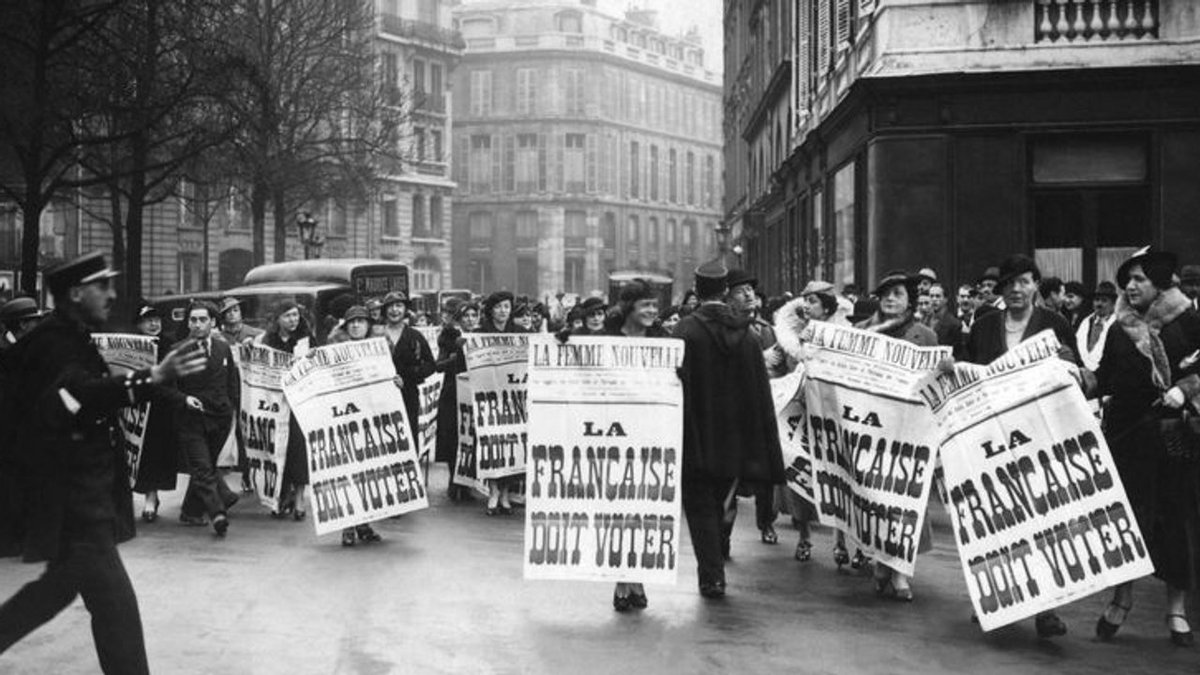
[{"x1": 1114, "y1": 286, "x2": 1192, "y2": 391}]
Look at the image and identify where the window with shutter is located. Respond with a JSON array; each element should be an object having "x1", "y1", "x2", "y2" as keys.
[
  {"x1": 836, "y1": 0, "x2": 852, "y2": 49},
  {"x1": 816, "y1": 0, "x2": 830, "y2": 75}
]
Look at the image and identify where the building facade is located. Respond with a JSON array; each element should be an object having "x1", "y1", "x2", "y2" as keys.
[
  {"x1": 725, "y1": 0, "x2": 1200, "y2": 296},
  {"x1": 450, "y1": 0, "x2": 723, "y2": 300},
  {"x1": 0, "y1": 0, "x2": 463, "y2": 301}
]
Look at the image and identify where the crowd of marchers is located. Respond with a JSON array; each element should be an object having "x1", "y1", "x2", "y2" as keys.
[{"x1": 0, "y1": 247, "x2": 1199, "y2": 673}]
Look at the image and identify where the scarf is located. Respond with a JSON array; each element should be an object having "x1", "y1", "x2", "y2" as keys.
[{"x1": 1113, "y1": 286, "x2": 1192, "y2": 392}]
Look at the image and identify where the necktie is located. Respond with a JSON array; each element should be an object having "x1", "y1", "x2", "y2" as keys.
[{"x1": 1087, "y1": 316, "x2": 1103, "y2": 351}]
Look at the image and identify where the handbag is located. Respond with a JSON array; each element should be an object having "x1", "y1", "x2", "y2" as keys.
[{"x1": 1160, "y1": 407, "x2": 1200, "y2": 463}]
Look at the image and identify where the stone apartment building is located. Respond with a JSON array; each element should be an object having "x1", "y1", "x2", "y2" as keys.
[
  {"x1": 726, "y1": 0, "x2": 1200, "y2": 295},
  {"x1": 450, "y1": 0, "x2": 723, "y2": 300}
]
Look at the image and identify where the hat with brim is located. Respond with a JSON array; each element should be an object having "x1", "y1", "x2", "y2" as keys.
[
  {"x1": 1064, "y1": 281, "x2": 1088, "y2": 298},
  {"x1": 578, "y1": 297, "x2": 606, "y2": 314},
  {"x1": 916, "y1": 268, "x2": 938, "y2": 283},
  {"x1": 365, "y1": 298, "x2": 383, "y2": 312},
  {"x1": 136, "y1": 304, "x2": 160, "y2": 321},
  {"x1": 1116, "y1": 246, "x2": 1177, "y2": 289},
  {"x1": 482, "y1": 291, "x2": 514, "y2": 315},
  {"x1": 381, "y1": 291, "x2": 408, "y2": 309},
  {"x1": 996, "y1": 254, "x2": 1041, "y2": 290},
  {"x1": 978, "y1": 266, "x2": 1000, "y2": 284},
  {"x1": 800, "y1": 280, "x2": 835, "y2": 298},
  {"x1": 218, "y1": 297, "x2": 241, "y2": 316},
  {"x1": 0, "y1": 297, "x2": 46, "y2": 321},
  {"x1": 343, "y1": 305, "x2": 369, "y2": 322},
  {"x1": 726, "y1": 268, "x2": 758, "y2": 290},
  {"x1": 872, "y1": 270, "x2": 914, "y2": 298},
  {"x1": 46, "y1": 251, "x2": 119, "y2": 296}
]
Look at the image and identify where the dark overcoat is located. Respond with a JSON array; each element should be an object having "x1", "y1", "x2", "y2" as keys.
[
  {"x1": 1093, "y1": 297, "x2": 1200, "y2": 590},
  {"x1": 673, "y1": 303, "x2": 785, "y2": 483},
  {"x1": 434, "y1": 324, "x2": 466, "y2": 464},
  {"x1": 390, "y1": 325, "x2": 436, "y2": 447},
  {"x1": 0, "y1": 312, "x2": 156, "y2": 562},
  {"x1": 966, "y1": 306, "x2": 1078, "y2": 365}
]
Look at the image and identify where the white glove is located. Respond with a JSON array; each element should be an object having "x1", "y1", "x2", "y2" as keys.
[{"x1": 1163, "y1": 386, "x2": 1185, "y2": 409}]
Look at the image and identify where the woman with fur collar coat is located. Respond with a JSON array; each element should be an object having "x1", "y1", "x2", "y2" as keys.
[
  {"x1": 771, "y1": 284, "x2": 865, "y2": 567},
  {"x1": 1089, "y1": 248, "x2": 1200, "y2": 647}
]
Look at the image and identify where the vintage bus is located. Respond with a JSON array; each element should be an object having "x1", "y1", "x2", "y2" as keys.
[
  {"x1": 152, "y1": 259, "x2": 409, "y2": 342},
  {"x1": 607, "y1": 270, "x2": 673, "y2": 309}
]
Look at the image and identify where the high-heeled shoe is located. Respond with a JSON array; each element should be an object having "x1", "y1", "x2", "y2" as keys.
[
  {"x1": 760, "y1": 525, "x2": 778, "y2": 544},
  {"x1": 850, "y1": 549, "x2": 869, "y2": 570},
  {"x1": 833, "y1": 543, "x2": 849, "y2": 568},
  {"x1": 141, "y1": 500, "x2": 159, "y2": 524},
  {"x1": 1095, "y1": 602, "x2": 1131, "y2": 641},
  {"x1": 341, "y1": 530, "x2": 357, "y2": 547},
  {"x1": 612, "y1": 589, "x2": 633, "y2": 612},
  {"x1": 629, "y1": 587, "x2": 648, "y2": 609},
  {"x1": 292, "y1": 509, "x2": 306, "y2": 521},
  {"x1": 1167, "y1": 613, "x2": 1194, "y2": 647},
  {"x1": 356, "y1": 525, "x2": 382, "y2": 543},
  {"x1": 794, "y1": 540, "x2": 812, "y2": 562}
]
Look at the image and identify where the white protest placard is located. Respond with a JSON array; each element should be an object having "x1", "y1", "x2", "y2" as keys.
[
  {"x1": 93, "y1": 333, "x2": 157, "y2": 487},
  {"x1": 524, "y1": 335, "x2": 685, "y2": 584},
  {"x1": 417, "y1": 377, "x2": 443, "y2": 466},
  {"x1": 771, "y1": 370, "x2": 815, "y2": 506},
  {"x1": 464, "y1": 334, "x2": 529, "y2": 480},
  {"x1": 283, "y1": 338, "x2": 428, "y2": 535},
  {"x1": 919, "y1": 331, "x2": 1154, "y2": 631},
  {"x1": 802, "y1": 323, "x2": 950, "y2": 576},
  {"x1": 235, "y1": 344, "x2": 294, "y2": 510},
  {"x1": 416, "y1": 326, "x2": 441, "y2": 361},
  {"x1": 452, "y1": 373, "x2": 486, "y2": 494}
]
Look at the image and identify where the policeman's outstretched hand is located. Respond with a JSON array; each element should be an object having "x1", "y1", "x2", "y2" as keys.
[{"x1": 152, "y1": 340, "x2": 208, "y2": 384}]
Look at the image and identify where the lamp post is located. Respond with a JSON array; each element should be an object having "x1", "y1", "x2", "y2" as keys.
[{"x1": 295, "y1": 211, "x2": 324, "y2": 260}]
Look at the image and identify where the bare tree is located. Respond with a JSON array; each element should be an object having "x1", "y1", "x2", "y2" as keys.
[
  {"x1": 212, "y1": 0, "x2": 408, "y2": 264},
  {"x1": 0, "y1": 0, "x2": 125, "y2": 295}
]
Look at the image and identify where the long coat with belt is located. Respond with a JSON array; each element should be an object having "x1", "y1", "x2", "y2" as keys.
[
  {"x1": 0, "y1": 312, "x2": 159, "y2": 562},
  {"x1": 673, "y1": 303, "x2": 785, "y2": 484}
]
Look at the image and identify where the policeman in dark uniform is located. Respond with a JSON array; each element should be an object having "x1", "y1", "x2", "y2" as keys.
[{"x1": 0, "y1": 252, "x2": 206, "y2": 674}]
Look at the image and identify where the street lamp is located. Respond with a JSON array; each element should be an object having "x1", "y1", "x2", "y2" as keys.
[{"x1": 295, "y1": 211, "x2": 324, "y2": 260}]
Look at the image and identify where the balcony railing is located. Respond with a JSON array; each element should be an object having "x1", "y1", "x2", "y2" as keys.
[
  {"x1": 380, "y1": 15, "x2": 466, "y2": 50},
  {"x1": 1035, "y1": 0, "x2": 1158, "y2": 43}
]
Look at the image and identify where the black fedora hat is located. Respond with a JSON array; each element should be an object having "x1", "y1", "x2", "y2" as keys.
[
  {"x1": 1093, "y1": 281, "x2": 1118, "y2": 300},
  {"x1": 995, "y1": 254, "x2": 1041, "y2": 290},
  {"x1": 726, "y1": 268, "x2": 758, "y2": 290}
]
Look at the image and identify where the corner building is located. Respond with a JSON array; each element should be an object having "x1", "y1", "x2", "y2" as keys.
[
  {"x1": 451, "y1": 0, "x2": 722, "y2": 299},
  {"x1": 725, "y1": 0, "x2": 1200, "y2": 296}
]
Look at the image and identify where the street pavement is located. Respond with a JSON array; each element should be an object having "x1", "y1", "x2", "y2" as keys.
[{"x1": 1, "y1": 465, "x2": 1196, "y2": 675}]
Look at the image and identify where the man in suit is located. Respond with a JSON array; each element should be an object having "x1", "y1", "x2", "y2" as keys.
[
  {"x1": 964, "y1": 253, "x2": 1075, "y2": 639},
  {"x1": 0, "y1": 252, "x2": 205, "y2": 673},
  {"x1": 1075, "y1": 281, "x2": 1118, "y2": 372},
  {"x1": 175, "y1": 300, "x2": 240, "y2": 536}
]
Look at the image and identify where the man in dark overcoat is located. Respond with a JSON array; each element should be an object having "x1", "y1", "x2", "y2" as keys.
[
  {"x1": 0, "y1": 252, "x2": 205, "y2": 673},
  {"x1": 674, "y1": 262, "x2": 786, "y2": 598}
]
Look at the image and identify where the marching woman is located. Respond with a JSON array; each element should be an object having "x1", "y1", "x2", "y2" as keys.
[
  {"x1": 435, "y1": 299, "x2": 477, "y2": 501},
  {"x1": 380, "y1": 291, "x2": 437, "y2": 452},
  {"x1": 855, "y1": 271, "x2": 938, "y2": 602},
  {"x1": 964, "y1": 253, "x2": 1076, "y2": 638},
  {"x1": 1089, "y1": 247, "x2": 1200, "y2": 646},
  {"x1": 574, "y1": 297, "x2": 608, "y2": 335},
  {"x1": 326, "y1": 306, "x2": 384, "y2": 546},
  {"x1": 478, "y1": 291, "x2": 525, "y2": 515},
  {"x1": 258, "y1": 300, "x2": 315, "y2": 520},
  {"x1": 604, "y1": 280, "x2": 672, "y2": 611},
  {"x1": 770, "y1": 282, "x2": 853, "y2": 564},
  {"x1": 130, "y1": 304, "x2": 180, "y2": 524}
]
